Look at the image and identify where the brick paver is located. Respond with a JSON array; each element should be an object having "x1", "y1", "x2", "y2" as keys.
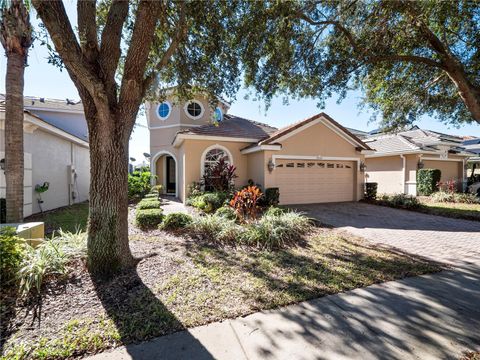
[{"x1": 294, "y1": 202, "x2": 480, "y2": 266}]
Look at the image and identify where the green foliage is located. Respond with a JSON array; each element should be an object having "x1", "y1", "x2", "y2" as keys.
[
  {"x1": 431, "y1": 191, "x2": 479, "y2": 204},
  {"x1": 214, "y1": 206, "x2": 236, "y2": 220},
  {"x1": 417, "y1": 169, "x2": 442, "y2": 196},
  {"x1": 240, "y1": 211, "x2": 312, "y2": 249},
  {"x1": 137, "y1": 199, "x2": 161, "y2": 210},
  {"x1": 230, "y1": 186, "x2": 263, "y2": 222},
  {"x1": 0, "y1": 227, "x2": 25, "y2": 285},
  {"x1": 264, "y1": 206, "x2": 287, "y2": 217},
  {"x1": 188, "y1": 192, "x2": 229, "y2": 213},
  {"x1": 378, "y1": 194, "x2": 421, "y2": 209},
  {"x1": 238, "y1": 1, "x2": 480, "y2": 127},
  {"x1": 160, "y1": 212, "x2": 193, "y2": 231},
  {"x1": 264, "y1": 188, "x2": 280, "y2": 207},
  {"x1": 17, "y1": 230, "x2": 87, "y2": 296},
  {"x1": 151, "y1": 185, "x2": 163, "y2": 194},
  {"x1": 365, "y1": 183, "x2": 378, "y2": 200},
  {"x1": 188, "y1": 215, "x2": 241, "y2": 244},
  {"x1": 135, "y1": 209, "x2": 163, "y2": 230},
  {"x1": 128, "y1": 170, "x2": 153, "y2": 199},
  {"x1": 144, "y1": 193, "x2": 159, "y2": 199}
]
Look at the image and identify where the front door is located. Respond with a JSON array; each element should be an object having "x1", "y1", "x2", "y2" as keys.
[{"x1": 166, "y1": 156, "x2": 176, "y2": 194}]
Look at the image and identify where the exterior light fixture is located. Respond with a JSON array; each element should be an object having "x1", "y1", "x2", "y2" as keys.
[
  {"x1": 267, "y1": 159, "x2": 275, "y2": 173},
  {"x1": 0, "y1": 158, "x2": 4, "y2": 170},
  {"x1": 417, "y1": 161, "x2": 424, "y2": 169},
  {"x1": 359, "y1": 161, "x2": 367, "y2": 172}
]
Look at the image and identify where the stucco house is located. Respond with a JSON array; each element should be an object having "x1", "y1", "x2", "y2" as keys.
[
  {"x1": 0, "y1": 95, "x2": 90, "y2": 218},
  {"x1": 147, "y1": 94, "x2": 372, "y2": 205},
  {"x1": 363, "y1": 127, "x2": 471, "y2": 195}
]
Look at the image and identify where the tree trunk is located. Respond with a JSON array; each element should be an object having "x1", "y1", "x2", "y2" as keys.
[
  {"x1": 5, "y1": 51, "x2": 25, "y2": 223},
  {"x1": 445, "y1": 65, "x2": 480, "y2": 123},
  {"x1": 86, "y1": 112, "x2": 135, "y2": 276}
]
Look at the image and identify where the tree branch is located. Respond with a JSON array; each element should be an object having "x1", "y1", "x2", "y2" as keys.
[
  {"x1": 77, "y1": 0, "x2": 98, "y2": 62},
  {"x1": 32, "y1": 0, "x2": 110, "y2": 116},
  {"x1": 118, "y1": 0, "x2": 161, "y2": 134},
  {"x1": 143, "y1": 2, "x2": 187, "y2": 93},
  {"x1": 99, "y1": 0, "x2": 129, "y2": 99}
]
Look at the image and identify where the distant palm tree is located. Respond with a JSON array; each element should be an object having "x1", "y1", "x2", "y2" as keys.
[{"x1": 0, "y1": 0, "x2": 33, "y2": 222}]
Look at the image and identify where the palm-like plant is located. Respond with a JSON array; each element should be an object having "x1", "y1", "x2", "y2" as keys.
[{"x1": 0, "y1": 0, "x2": 33, "y2": 222}]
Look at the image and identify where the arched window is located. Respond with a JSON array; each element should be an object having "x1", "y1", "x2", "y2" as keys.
[{"x1": 204, "y1": 148, "x2": 230, "y2": 171}]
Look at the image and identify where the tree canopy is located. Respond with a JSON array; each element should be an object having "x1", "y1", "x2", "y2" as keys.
[{"x1": 238, "y1": 0, "x2": 480, "y2": 129}]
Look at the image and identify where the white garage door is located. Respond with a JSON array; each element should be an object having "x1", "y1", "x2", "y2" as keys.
[{"x1": 275, "y1": 160, "x2": 356, "y2": 204}]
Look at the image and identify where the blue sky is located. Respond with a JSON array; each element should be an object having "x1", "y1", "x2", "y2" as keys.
[{"x1": 1, "y1": 4, "x2": 479, "y2": 162}]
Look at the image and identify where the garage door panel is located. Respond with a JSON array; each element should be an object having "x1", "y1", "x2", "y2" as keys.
[{"x1": 275, "y1": 160, "x2": 355, "y2": 205}]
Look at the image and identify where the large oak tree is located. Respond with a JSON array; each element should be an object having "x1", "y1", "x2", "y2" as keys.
[
  {"x1": 33, "y1": 0, "x2": 240, "y2": 276},
  {"x1": 239, "y1": 0, "x2": 480, "y2": 129},
  {"x1": 0, "y1": 0, "x2": 33, "y2": 222}
]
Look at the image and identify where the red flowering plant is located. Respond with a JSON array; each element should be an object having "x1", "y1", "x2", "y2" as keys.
[
  {"x1": 436, "y1": 179, "x2": 457, "y2": 193},
  {"x1": 229, "y1": 186, "x2": 263, "y2": 223},
  {"x1": 202, "y1": 157, "x2": 238, "y2": 192}
]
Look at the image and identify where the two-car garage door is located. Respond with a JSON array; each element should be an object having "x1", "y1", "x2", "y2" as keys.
[{"x1": 275, "y1": 159, "x2": 356, "y2": 204}]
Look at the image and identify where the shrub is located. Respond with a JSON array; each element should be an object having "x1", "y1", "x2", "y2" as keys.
[
  {"x1": 188, "y1": 192, "x2": 229, "y2": 213},
  {"x1": 0, "y1": 227, "x2": 25, "y2": 285},
  {"x1": 202, "y1": 157, "x2": 238, "y2": 192},
  {"x1": 230, "y1": 186, "x2": 263, "y2": 222},
  {"x1": 151, "y1": 185, "x2": 163, "y2": 194},
  {"x1": 128, "y1": 170, "x2": 153, "y2": 199},
  {"x1": 364, "y1": 182, "x2": 378, "y2": 200},
  {"x1": 187, "y1": 182, "x2": 203, "y2": 198},
  {"x1": 160, "y1": 213, "x2": 193, "y2": 231},
  {"x1": 144, "y1": 193, "x2": 158, "y2": 199},
  {"x1": 378, "y1": 193, "x2": 420, "y2": 209},
  {"x1": 264, "y1": 206, "x2": 287, "y2": 217},
  {"x1": 135, "y1": 209, "x2": 163, "y2": 230},
  {"x1": 431, "y1": 191, "x2": 479, "y2": 204},
  {"x1": 437, "y1": 179, "x2": 457, "y2": 193},
  {"x1": 240, "y1": 212, "x2": 312, "y2": 249},
  {"x1": 215, "y1": 206, "x2": 236, "y2": 220},
  {"x1": 264, "y1": 188, "x2": 280, "y2": 206},
  {"x1": 17, "y1": 231, "x2": 87, "y2": 296},
  {"x1": 417, "y1": 169, "x2": 441, "y2": 196},
  {"x1": 187, "y1": 214, "x2": 241, "y2": 243},
  {"x1": 137, "y1": 199, "x2": 161, "y2": 210}
]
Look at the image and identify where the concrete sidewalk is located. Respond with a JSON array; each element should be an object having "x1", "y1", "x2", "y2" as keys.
[{"x1": 89, "y1": 263, "x2": 480, "y2": 360}]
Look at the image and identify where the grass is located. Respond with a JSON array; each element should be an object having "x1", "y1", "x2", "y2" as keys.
[
  {"x1": 418, "y1": 201, "x2": 480, "y2": 221},
  {"x1": 1, "y1": 228, "x2": 440, "y2": 359},
  {"x1": 25, "y1": 202, "x2": 89, "y2": 235}
]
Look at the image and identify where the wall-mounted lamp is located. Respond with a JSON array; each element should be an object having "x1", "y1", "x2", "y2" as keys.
[
  {"x1": 267, "y1": 159, "x2": 275, "y2": 173},
  {"x1": 0, "y1": 158, "x2": 4, "y2": 171},
  {"x1": 417, "y1": 161, "x2": 424, "y2": 169},
  {"x1": 359, "y1": 161, "x2": 367, "y2": 172}
]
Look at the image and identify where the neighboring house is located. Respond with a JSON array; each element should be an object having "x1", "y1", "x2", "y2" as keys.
[
  {"x1": 463, "y1": 137, "x2": 480, "y2": 178},
  {"x1": 146, "y1": 94, "x2": 372, "y2": 205},
  {"x1": 362, "y1": 126, "x2": 471, "y2": 195},
  {"x1": 0, "y1": 95, "x2": 89, "y2": 218}
]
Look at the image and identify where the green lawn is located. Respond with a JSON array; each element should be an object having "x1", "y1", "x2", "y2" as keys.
[
  {"x1": 25, "y1": 202, "x2": 89, "y2": 235},
  {"x1": 418, "y1": 201, "x2": 480, "y2": 222},
  {"x1": 1, "y1": 227, "x2": 441, "y2": 360}
]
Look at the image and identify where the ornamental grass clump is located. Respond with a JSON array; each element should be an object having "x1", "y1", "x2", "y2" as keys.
[
  {"x1": 240, "y1": 211, "x2": 313, "y2": 249},
  {"x1": 187, "y1": 215, "x2": 242, "y2": 244}
]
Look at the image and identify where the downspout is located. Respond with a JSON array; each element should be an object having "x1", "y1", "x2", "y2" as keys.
[{"x1": 400, "y1": 154, "x2": 406, "y2": 194}]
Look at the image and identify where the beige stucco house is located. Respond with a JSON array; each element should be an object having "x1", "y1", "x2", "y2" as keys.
[
  {"x1": 363, "y1": 127, "x2": 471, "y2": 195},
  {"x1": 0, "y1": 95, "x2": 90, "y2": 218},
  {"x1": 147, "y1": 95, "x2": 372, "y2": 205}
]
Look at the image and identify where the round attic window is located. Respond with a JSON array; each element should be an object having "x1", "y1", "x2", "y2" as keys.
[
  {"x1": 184, "y1": 100, "x2": 204, "y2": 120},
  {"x1": 156, "y1": 102, "x2": 171, "y2": 120}
]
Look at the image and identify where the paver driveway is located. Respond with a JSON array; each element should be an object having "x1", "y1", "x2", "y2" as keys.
[{"x1": 293, "y1": 202, "x2": 480, "y2": 266}]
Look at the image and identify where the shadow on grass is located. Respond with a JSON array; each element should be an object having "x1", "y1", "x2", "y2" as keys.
[
  {"x1": 91, "y1": 263, "x2": 214, "y2": 359},
  {"x1": 184, "y1": 236, "x2": 480, "y2": 359}
]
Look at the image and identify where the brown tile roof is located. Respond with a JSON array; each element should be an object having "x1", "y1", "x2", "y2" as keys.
[
  {"x1": 260, "y1": 112, "x2": 372, "y2": 150},
  {"x1": 178, "y1": 114, "x2": 277, "y2": 140}
]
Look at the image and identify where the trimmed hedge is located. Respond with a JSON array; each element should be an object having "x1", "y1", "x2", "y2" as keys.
[
  {"x1": 160, "y1": 212, "x2": 193, "y2": 231},
  {"x1": 417, "y1": 169, "x2": 441, "y2": 196},
  {"x1": 137, "y1": 199, "x2": 161, "y2": 210},
  {"x1": 364, "y1": 182, "x2": 378, "y2": 200},
  {"x1": 265, "y1": 188, "x2": 280, "y2": 206},
  {"x1": 135, "y1": 209, "x2": 163, "y2": 230}
]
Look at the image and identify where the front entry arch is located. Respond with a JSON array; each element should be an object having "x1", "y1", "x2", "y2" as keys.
[{"x1": 151, "y1": 151, "x2": 178, "y2": 196}]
